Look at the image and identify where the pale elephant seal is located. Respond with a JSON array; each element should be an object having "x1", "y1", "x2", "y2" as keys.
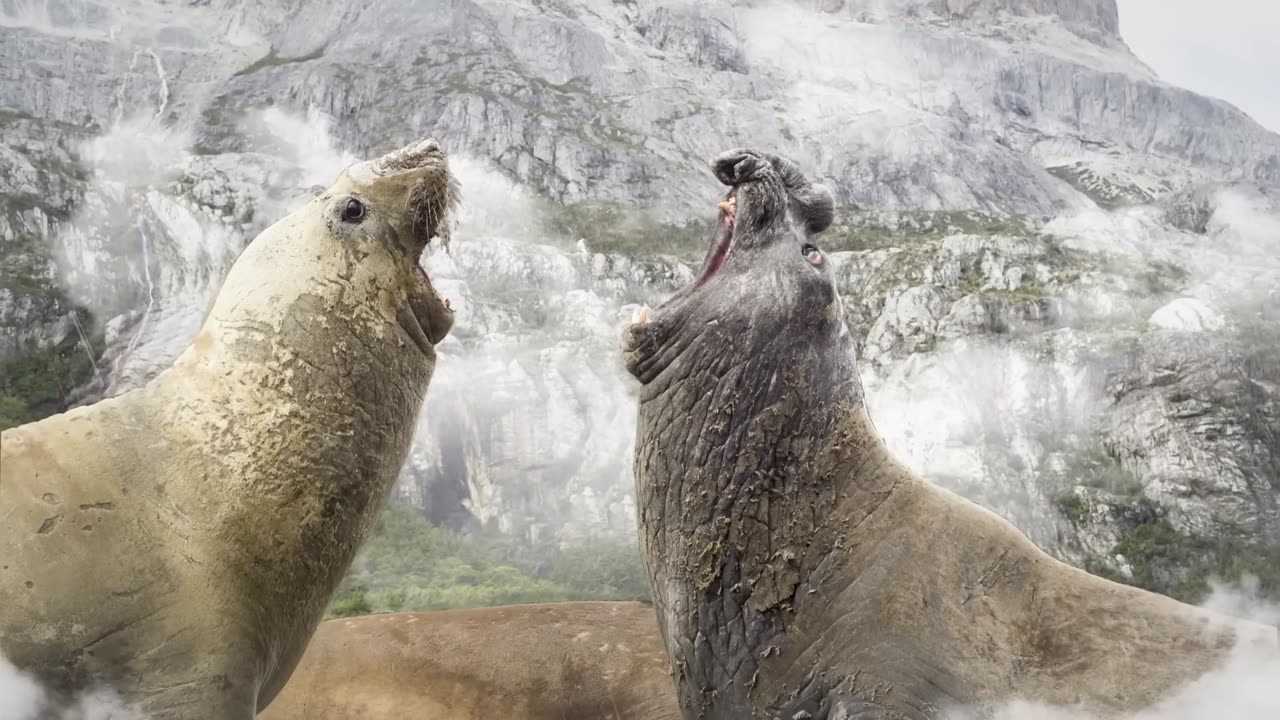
[
  {"x1": 622, "y1": 149, "x2": 1279, "y2": 719},
  {"x1": 0, "y1": 139, "x2": 459, "y2": 719},
  {"x1": 257, "y1": 602, "x2": 680, "y2": 720}
]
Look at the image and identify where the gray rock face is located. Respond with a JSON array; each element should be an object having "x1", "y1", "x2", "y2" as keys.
[
  {"x1": 1149, "y1": 298, "x2": 1226, "y2": 333},
  {"x1": 813, "y1": 0, "x2": 1122, "y2": 41},
  {"x1": 2, "y1": 0, "x2": 1279, "y2": 589},
  {"x1": 0, "y1": 114, "x2": 85, "y2": 363},
  {"x1": 1104, "y1": 331, "x2": 1280, "y2": 544}
]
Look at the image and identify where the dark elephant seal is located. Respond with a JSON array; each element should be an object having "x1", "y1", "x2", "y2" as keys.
[
  {"x1": 257, "y1": 602, "x2": 681, "y2": 720},
  {"x1": 622, "y1": 149, "x2": 1278, "y2": 719},
  {"x1": 0, "y1": 139, "x2": 459, "y2": 719}
]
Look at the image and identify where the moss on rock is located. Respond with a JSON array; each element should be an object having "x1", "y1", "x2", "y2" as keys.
[
  {"x1": 232, "y1": 46, "x2": 326, "y2": 78},
  {"x1": 822, "y1": 209, "x2": 1037, "y2": 253},
  {"x1": 1108, "y1": 517, "x2": 1280, "y2": 604},
  {"x1": 0, "y1": 308, "x2": 103, "y2": 431},
  {"x1": 1053, "y1": 491, "x2": 1089, "y2": 527},
  {"x1": 1065, "y1": 446, "x2": 1145, "y2": 499}
]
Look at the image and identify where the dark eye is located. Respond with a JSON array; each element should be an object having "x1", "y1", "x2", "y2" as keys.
[
  {"x1": 341, "y1": 198, "x2": 366, "y2": 223},
  {"x1": 802, "y1": 243, "x2": 823, "y2": 266}
]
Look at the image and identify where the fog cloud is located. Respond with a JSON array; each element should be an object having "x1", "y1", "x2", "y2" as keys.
[{"x1": 0, "y1": 653, "x2": 142, "y2": 720}]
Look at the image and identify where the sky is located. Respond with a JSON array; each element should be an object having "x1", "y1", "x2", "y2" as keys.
[{"x1": 1118, "y1": 0, "x2": 1280, "y2": 133}]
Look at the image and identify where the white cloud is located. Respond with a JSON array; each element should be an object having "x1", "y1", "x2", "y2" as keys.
[
  {"x1": 1118, "y1": 0, "x2": 1280, "y2": 132},
  {"x1": 0, "y1": 653, "x2": 142, "y2": 720}
]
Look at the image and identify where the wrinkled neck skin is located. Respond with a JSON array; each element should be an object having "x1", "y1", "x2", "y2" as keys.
[
  {"x1": 633, "y1": 316, "x2": 881, "y2": 716},
  {"x1": 628, "y1": 150, "x2": 897, "y2": 718},
  {"x1": 130, "y1": 190, "x2": 436, "y2": 703}
]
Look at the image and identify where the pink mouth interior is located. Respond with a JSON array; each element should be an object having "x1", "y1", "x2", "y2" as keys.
[{"x1": 694, "y1": 197, "x2": 736, "y2": 290}]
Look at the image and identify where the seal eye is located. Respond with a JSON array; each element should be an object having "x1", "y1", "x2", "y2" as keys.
[
  {"x1": 341, "y1": 198, "x2": 366, "y2": 224},
  {"x1": 802, "y1": 243, "x2": 823, "y2": 267}
]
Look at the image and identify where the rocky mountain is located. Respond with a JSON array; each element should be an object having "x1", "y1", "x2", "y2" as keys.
[{"x1": 2, "y1": 0, "x2": 1279, "y2": 603}]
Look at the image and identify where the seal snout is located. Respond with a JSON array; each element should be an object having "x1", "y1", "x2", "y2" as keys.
[
  {"x1": 621, "y1": 148, "x2": 836, "y2": 385},
  {"x1": 373, "y1": 138, "x2": 446, "y2": 174},
  {"x1": 359, "y1": 137, "x2": 460, "y2": 357}
]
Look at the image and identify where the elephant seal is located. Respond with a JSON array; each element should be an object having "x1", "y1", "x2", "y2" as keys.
[
  {"x1": 0, "y1": 139, "x2": 459, "y2": 719},
  {"x1": 622, "y1": 149, "x2": 1279, "y2": 719},
  {"x1": 257, "y1": 602, "x2": 680, "y2": 720}
]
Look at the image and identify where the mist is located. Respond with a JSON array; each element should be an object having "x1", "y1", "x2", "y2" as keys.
[{"x1": 0, "y1": 654, "x2": 142, "y2": 720}]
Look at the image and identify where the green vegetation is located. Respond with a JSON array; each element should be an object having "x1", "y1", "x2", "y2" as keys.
[
  {"x1": 954, "y1": 271, "x2": 1055, "y2": 303},
  {"x1": 2, "y1": 194, "x2": 69, "y2": 230},
  {"x1": 654, "y1": 100, "x2": 708, "y2": 133},
  {"x1": 0, "y1": 266, "x2": 60, "y2": 298},
  {"x1": 0, "y1": 107, "x2": 38, "y2": 124},
  {"x1": 824, "y1": 210, "x2": 1101, "y2": 315},
  {"x1": 540, "y1": 200, "x2": 713, "y2": 260},
  {"x1": 1051, "y1": 445, "x2": 1142, "y2": 528},
  {"x1": 326, "y1": 504, "x2": 649, "y2": 618},
  {"x1": 233, "y1": 46, "x2": 326, "y2": 78},
  {"x1": 1083, "y1": 557, "x2": 1130, "y2": 585},
  {"x1": 1050, "y1": 440, "x2": 1280, "y2": 605},
  {"x1": 1107, "y1": 518, "x2": 1280, "y2": 604},
  {"x1": 821, "y1": 210, "x2": 1036, "y2": 253},
  {"x1": 0, "y1": 395, "x2": 28, "y2": 429},
  {"x1": 1113, "y1": 519, "x2": 1201, "y2": 596},
  {"x1": 198, "y1": 92, "x2": 236, "y2": 128},
  {"x1": 1053, "y1": 491, "x2": 1089, "y2": 527},
  {"x1": 1136, "y1": 260, "x2": 1190, "y2": 295},
  {"x1": 424, "y1": 72, "x2": 646, "y2": 154},
  {"x1": 0, "y1": 106, "x2": 92, "y2": 133},
  {"x1": 1045, "y1": 164, "x2": 1156, "y2": 210},
  {"x1": 192, "y1": 91, "x2": 247, "y2": 155},
  {"x1": 1064, "y1": 446, "x2": 1144, "y2": 499},
  {"x1": 0, "y1": 310, "x2": 102, "y2": 431}
]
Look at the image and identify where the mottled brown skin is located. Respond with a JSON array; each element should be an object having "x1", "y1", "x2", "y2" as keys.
[
  {"x1": 623, "y1": 149, "x2": 1279, "y2": 720},
  {"x1": 0, "y1": 139, "x2": 459, "y2": 719},
  {"x1": 257, "y1": 602, "x2": 681, "y2": 720}
]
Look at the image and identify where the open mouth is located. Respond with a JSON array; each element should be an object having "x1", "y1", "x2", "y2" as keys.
[
  {"x1": 397, "y1": 245, "x2": 454, "y2": 357},
  {"x1": 696, "y1": 192, "x2": 737, "y2": 290},
  {"x1": 352, "y1": 136, "x2": 459, "y2": 357},
  {"x1": 630, "y1": 191, "x2": 738, "y2": 329}
]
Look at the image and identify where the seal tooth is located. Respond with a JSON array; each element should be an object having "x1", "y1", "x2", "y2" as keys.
[
  {"x1": 631, "y1": 306, "x2": 651, "y2": 325},
  {"x1": 717, "y1": 197, "x2": 736, "y2": 225}
]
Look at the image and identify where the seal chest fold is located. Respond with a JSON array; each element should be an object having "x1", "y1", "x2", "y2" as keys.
[
  {"x1": 624, "y1": 148, "x2": 1278, "y2": 720},
  {"x1": 0, "y1": 138, "x2": 460, "y2": 720}
]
